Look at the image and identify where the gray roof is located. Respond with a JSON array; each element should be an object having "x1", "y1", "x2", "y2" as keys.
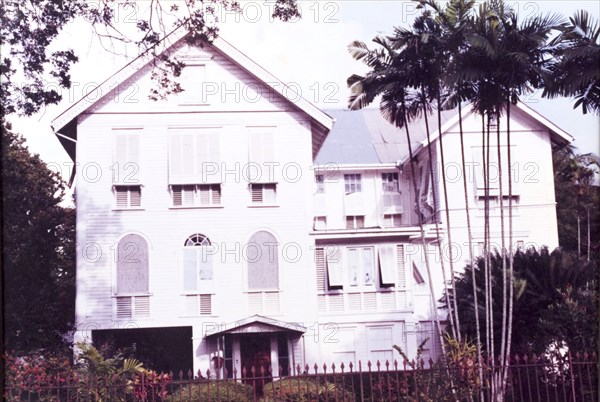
[{"x1": 315, "y1": 108, "x2": 457, "y2": 164}]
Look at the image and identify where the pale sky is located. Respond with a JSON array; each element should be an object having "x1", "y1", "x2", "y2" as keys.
[{"x1": 8, "y1": 1, "x2": 600, "y2": 178}]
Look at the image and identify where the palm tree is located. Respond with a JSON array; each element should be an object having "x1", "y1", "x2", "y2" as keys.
[
  {"x1": 448, "y1": 1, "x2": 562, "y2": 397},
  {"x1": 347, "y1": 28, "x2": 451, "y2": 359},
  {"x1": 544, "y1": 10, "x2": 600, "y2": 115}
]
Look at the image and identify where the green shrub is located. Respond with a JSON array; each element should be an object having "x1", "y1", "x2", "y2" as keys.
[
  {"x1": 262, "y1": 377, "x2": 355, "y2": 402},
  {"x1": 165, "y1": 380, "x2": 254, "y2": 402}
]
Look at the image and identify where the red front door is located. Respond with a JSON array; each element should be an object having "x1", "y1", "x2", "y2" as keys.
[{"x1": 240, "y1": 335, "x2": 272, "y2": 395}]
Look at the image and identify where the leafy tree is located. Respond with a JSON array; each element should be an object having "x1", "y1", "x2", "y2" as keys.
[
  {"x1": 544, "y1": 10, "x2": 600, "y2": 115},
  {"x1": 0, "y1": 0, "x2": 301, "y2": 118},
  {"x1": 1, "y1": 123, "x2": 76, "y2": 353},
  {"x1": 445, "y1": 247, "x2": 597, "y2": 355},
  {"x1": 553, "y1": 146, "x2": 600, "y2": 260}
]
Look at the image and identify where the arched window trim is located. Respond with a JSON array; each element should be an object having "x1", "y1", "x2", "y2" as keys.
[
  {"x1": 113, "y1": 232, "x2": 151, "y2": 295},
  {"x1": 182, "y1": 233, "x2": 214, "y2": 294},
  {"x1": 245, "y1": 229, "x2": 280, "y2": 292}
]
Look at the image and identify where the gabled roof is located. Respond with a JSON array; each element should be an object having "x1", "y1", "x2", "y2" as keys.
[
  {"x1": 52, "y1": 26, "x2": 333, "y2": 159},
  {"x1": 204, "y1": 314, "x2": 306, "y2": 337},
  {"x1": 417, "y1": 102, "x2": 574, "y2": 150},
  {"x1": 316, "y1": 103, "x2": 573, "y2": 165}
]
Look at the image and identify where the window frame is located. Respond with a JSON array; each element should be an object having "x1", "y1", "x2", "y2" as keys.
[
  {"x1": 182, "y1": 234, "x2": 215, "y2": 294},
  {"x1": 171, "y1": 184, "x2": 222, "y2": 208},
  {"x1": 346, "y1": 246, "x2": 376, "y2": 290},
  {"x1": 345, "y1": 215, "x2": 365, "y2": 230},
  {"x1": 113, "y1": 185, "x2": 143, "y2": 209},
  {"x1": 344, "y1": 174, "x2": 362, "y2": 193},
  {"x1": 249, "y1": 183, "x2": 277, "y2": 206},
  {"x1": 246, "y1": 230, "x2": 280, "y2": 292}
]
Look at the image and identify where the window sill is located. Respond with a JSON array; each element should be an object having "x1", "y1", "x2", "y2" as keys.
[
  {"x1": 245, "y1": 289, "x2": 280, "y2": 293},
  {"x1": 112, "y1": 293, "x2": 152, "y2": 297},
  {"x1": 181, "y1": 292, "x2": 215, "y2": 296},
  {"x1": 247, "y1": 204, "x2": 280, "y2": 208},
  {"x1": 170, "y1": 206, "x2": 224, "y2": 210},
  {"x1": 112, "y1": 207, "x2": 145, "y2": 211}
]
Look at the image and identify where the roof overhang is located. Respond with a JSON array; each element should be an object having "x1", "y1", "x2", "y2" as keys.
[
  {"x1": 415, "y1": 102, "x2": 574, "y2": 152},
  {"x1": 51, "y1": 26, "x2": 333, "y2": 160},
  {"x1": 204, "y1": 315, "x2": 306, "y2": 337}
]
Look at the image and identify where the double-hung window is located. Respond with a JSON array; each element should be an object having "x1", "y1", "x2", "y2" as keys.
[
  {"x1": 248, "y1": 129, "x2": 277, "y2": 204},
  {"x1": 172, "y1": 184, "x2": 221, "y2": 207},
  {"x1": 250, "y1": 183, "x2": 276, "y2": 204},
  {"x1": 114, "y1": 185, "x2": 142, "y2": 209},
  {"x1": 169, "y1": 127, "x2": 221, "y2": 207},
  {"x1": 344, "y1": 174, "x2": 362, "y2": 193},
  {"x1": 347, "y1": 247, "x2": 375, "y2": 288}
]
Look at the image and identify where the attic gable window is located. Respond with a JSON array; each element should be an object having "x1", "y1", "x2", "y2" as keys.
[
  {"x1": 178, "y1": 64, "x2": 208, "y2": 105},
  {"x1": 114, "y1": 185, "x2": 142, "y2": 209}
]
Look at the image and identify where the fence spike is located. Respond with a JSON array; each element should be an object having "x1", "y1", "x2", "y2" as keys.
[
  {"x1": 367, "y1": 360, "x2": 372, "y2": 371},
  {"x1": 385, "y1": 360, "x2": 390, "y2": 370},
  {"x1": 532, "y1": 354, "x2": 538, "y2": 363},
  {"x1": 304, "y1": 364, "x2": 309, "y2": 374},
  {"x1": 340, "y1": 362, "x2": 345, "y2": 373},
  {"x1": 394, "y1": 359, "x2": 398, "y2": 370},
  {"x1": 242, "y1": 366, "x2": 247, "y2": 377},
  {"x1": 178, "y1": 370, "x2": 184, "y2": 380},
  {"x1": 376, "y1": 360, "x2": 381, "y2": 370},
  {"x1": 331, "y1": 362, "x2": 336, "y2": 373},
  {"x1": 348, "y1": 361, "x2": 354, "y2": 372},
  {"x1": 523, "y1": 354, "x2": 528, "y2": 363},
  {"x1": 251, "y1": 366, "x2": 256, "y2": 376},
  {"x1": 323, "y1": 363, "x2": 328, "y2": 373},
  {"x1": 358, "y1": 360, "x2": 362, "y2": 372},
  {"x1": 514, "y1": 354, "x2": 520, "y2": 363},
  {"x1": 206, "y1": 368, "x2": 211, "y2": 379},
  {"x1": 583, "y1": 352, "x2": 589, "y2": 361}
]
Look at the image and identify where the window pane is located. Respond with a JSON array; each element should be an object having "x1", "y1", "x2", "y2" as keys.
[
  {"x1": 347, "y1": 248, "x2": 359, "y2": 286},
  {"x1": 363, "y1": 248, "x2": 374, "y2": 285},
  {"x1": 198, "y1": 247, "x2": 213, "y2": 280},
  {"x1": 264, "y1": 183, "x2": 276, "y2": 204},
  {"x1": 129, "y1": 186, "x2": 141, "y2": 207},
  {"x1": 183, "y1": 248, "x2": 198, "y2": 291}
]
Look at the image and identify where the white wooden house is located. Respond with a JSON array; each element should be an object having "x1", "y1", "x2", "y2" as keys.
[{"x1": 52, "y1": 32, "x2": 572, "y2": 376}]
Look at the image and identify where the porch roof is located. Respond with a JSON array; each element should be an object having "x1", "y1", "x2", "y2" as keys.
[{"x1": 204, "y1": 314, "x2": 306, "y2": 337}]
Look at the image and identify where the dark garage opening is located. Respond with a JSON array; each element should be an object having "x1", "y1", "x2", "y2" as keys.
[{"x1": 92, "y1": 326, "x2": 193, "y2": 375}]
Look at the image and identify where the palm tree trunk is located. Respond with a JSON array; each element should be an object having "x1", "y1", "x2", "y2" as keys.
[
  {"x1": 496, "y1": 108, "x2": 508, "y2": 399},
  {"x1": 419, "y1": 97, "x2": 449, "y2": 360},
  {"x1": 503, "y1": 100, "x2": 515, "y2": 392},
  {"x1": 436, "y1": 91, "x2": 461, "y2": 341},
  {"x1": 458, "y1": 102, "x2": 484, "y2": 396}
]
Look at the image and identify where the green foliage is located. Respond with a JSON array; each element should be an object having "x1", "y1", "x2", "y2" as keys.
[
  {"x1": 4, "y1": 344, "x2": 171, "y2": 402},
  {"x1": 262, "y1": 377, "x2": 354, "y2": 402},
  {"x1": 446, "y1": 247, "x2": 598, "y2": 354},
  {"x1": 545, "y1": 10, "x2": 600, "y2": 115},
  {"x1": 2, "y1": 122, "x2": 76, "y2": 353},
  {"x1": 4, "y1": 352, "x2": 78, "y2": 402},
  {"x1": 0, "y1": 0, "x2": 301, "y2": 117},
  {"x1": 165, "y1": 380, "x2": 253, "y2": 402},
  {"x1": 553, "y1": 146, "x2": 600, "y2": 260}
]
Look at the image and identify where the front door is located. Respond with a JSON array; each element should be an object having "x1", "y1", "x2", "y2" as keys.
[
  {"x1": 240, "y1": 335, "x2": 271, "y2": 374},
  {"x1": 240, "y1": 335, "x2": 272, "y2": 395}
]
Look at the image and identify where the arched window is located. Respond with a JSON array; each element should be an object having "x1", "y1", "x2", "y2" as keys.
[
  {"x1": 116, "y1": 234, "x2": 149, "y2": 294},
  {"x1": 183, "y1": 234, "x2": 213, "y2": 291},
  {"x1": 247, "y1": 231, "x2": 279, "y2": 290}
]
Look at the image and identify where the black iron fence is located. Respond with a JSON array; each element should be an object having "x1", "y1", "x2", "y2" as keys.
[{"x1": 5, "y1": 352, "x2": 597, "y2": 401}]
